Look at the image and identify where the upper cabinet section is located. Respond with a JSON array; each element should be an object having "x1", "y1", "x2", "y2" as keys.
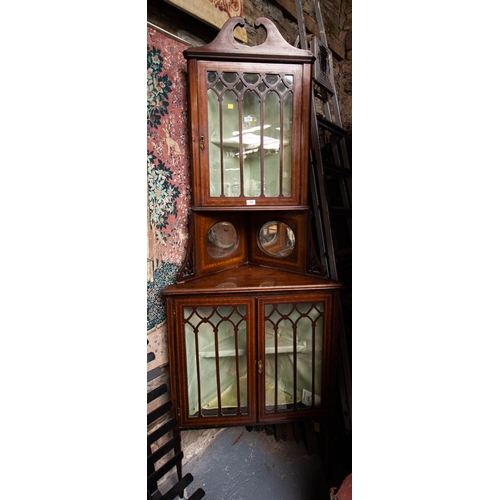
[{"x1": 184, "y1": 17, "x2": 314, "y2": 209}]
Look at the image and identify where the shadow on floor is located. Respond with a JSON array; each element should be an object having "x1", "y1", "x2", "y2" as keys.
[{"x1": 176, "y1": 425, "x2": 331, "y2": 500}]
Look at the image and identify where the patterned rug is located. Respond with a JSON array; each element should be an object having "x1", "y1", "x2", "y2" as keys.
[{"x1": 147, "y1": 27, "x2": 191, "y2": 365}]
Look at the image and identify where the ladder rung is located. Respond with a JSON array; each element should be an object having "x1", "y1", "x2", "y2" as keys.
[
  {"x1": 317, "y1": 115, "x2": 349, "y2": 138},
  {"x1": 313, "y1": 76, "x2": 335, "y2": 94},
  {"x1": 313, "y1": 85, "x2": 330, "y2": 99}
]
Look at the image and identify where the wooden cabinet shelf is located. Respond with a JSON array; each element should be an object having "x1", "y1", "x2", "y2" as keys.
[
  {"x1": 264, "y1": 331, "x2": 306, "y2": 354},
  {"x1": 198, "y1": 333, "x2": 247, "y2": 358},
  {"x1": 197, "y1": 329, "x2": 305, "y2": 359}
]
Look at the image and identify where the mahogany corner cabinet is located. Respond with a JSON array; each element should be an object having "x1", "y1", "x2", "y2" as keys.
[{"x1": 161, "y1": 17, "x2": 343, "y2": 429}]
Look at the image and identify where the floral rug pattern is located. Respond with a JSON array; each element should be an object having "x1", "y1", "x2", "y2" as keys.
[{"x1": 147, "y1": 27, "x2": 191, "y2": 359}]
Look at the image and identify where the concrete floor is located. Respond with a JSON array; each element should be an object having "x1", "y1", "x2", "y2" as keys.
[{"x1": 167, "y1": 425, "x2": 331, "y2": 500}]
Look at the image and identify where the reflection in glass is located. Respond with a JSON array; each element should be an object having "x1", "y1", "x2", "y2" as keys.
[
  {"x1": 206, "y1": 221, "x2": 238, "y2": 259},
  {"x1": 242, "y1": 73, "x2": 260, "y2": 85},
  {"x1": 184, "y1": 305, "x2": 248, "y2": 417},
  {"x1": 222, "y1": 90, "x2": 240, "y2": 196},
  {"x1": 282, "y1": 91, "x2": 293, "y2": 196},
  {"x1": 207, "y1": 87, "x2": 221, "y2": 197},
  {"x1": 242, "y1": 90, "x2": 261, "y2": 197},
  {"x1": 205, "y1": 71, "x2": 294, "y2": 199},
  {"x1": 263, "y1": 91, "x2": 280, "y2": 197},
  {"x1": 265, "y1": 74, "x2": 279, "y2": 86},
  {"x1": 221, "y1": 72, "x2": 238, "y2": 84},
  {"x1": 258, "y1": 221, "x2": 295, "y2": 258},
  {"x1": 263, "y1": 301, "x2": 324, "y2": 413}
]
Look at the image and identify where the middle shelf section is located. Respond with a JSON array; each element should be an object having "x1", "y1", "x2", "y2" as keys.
[{"x1": 198, "y1": 329, "x2": 307, "y2": 358}]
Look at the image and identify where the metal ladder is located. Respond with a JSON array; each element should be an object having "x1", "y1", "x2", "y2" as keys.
[{"x1": 294, "y1": 0, "x2": 352, "y2": 435}]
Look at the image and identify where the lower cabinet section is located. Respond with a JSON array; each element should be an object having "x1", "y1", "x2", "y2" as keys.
[{"x1": 164, "y1": 271, "x2": 340, "y2": 429}]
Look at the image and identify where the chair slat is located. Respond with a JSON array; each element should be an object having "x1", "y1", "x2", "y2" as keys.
[
  {"x1": 186, "y1": 488, "x2": 206, "y2": 500},
  {"x1": 147, "y1": 417, "x2": 178, "y2": 446},
  {"x1": 147, "y1": 383, "x2": 168, "y2": 404},
  {"x1": 147, "y1": 366, "x2": 162, "y2": 382},
  {"x1": 148, "y1": 435, "x2": 180, "y2": 465},
  {"x1": 147, "y1": 451, "x2": 183, "y2": 490},
  {"x1": 147, "y1": 401, "x2": 173, "y2": 425},
  {"x1": 161, "y1": 473, "x2": 194, "y2": 500},
  {"x1": 147, "y1": 344, "x2": 204, "y2": 499}
]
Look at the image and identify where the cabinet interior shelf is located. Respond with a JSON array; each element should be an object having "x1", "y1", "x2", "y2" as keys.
[
  {"x1": 265, "y1": 332, "x2": 306, "y2": 354},
  {"x1": 198, "y1": 331, "x2": 306, "y2": 358},
  {"x1": 203, "y1": 373, "x2": 248, "y2": 409},
  {"x1": 198, "y1": 335, "x2": 246, "y2": 358},
  {"x1": 201, "y1": 373, "x2": 300, "y2": 410},
  {"x1": 212, "y1": 133, "x2": 286, "y2": 151}
]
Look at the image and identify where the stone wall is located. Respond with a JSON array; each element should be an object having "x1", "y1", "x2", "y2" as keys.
[
  {"x1": 147, "y1": 0, "x2": 352, "y2": 131},
  {"x1": 242, "y1": 0, "x2": 352, "y2": 130}
]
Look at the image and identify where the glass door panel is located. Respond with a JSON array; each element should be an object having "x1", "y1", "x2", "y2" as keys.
[
  {"x1": 182, "y1": 302, "x2": 250, "y2": 419},
  {"x1": 263, "y1": 90, "x2": 280, "y2": 197},
  {"x1": 242, "y1": 89, "x2": 262, "y2": 197},
  {"x1": 207, "y1": 87, "x2": 222, "y2": 197},
  {"x1": 260, "y1": 299, "x2": 325, "y2": 415},
  {"x1": 204, "y1": 67, "x2": 295, "y2": 202},
  {"x1": 221, "y1": 90, "x2": 241, "y2": 197},
  {"x1": 282, "y1": 90, "x2": 293, "y2": 196}
]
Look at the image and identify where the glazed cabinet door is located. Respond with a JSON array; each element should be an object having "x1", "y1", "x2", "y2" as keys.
[
  {"x1": 190, "y1": 61, "x2": 308, "y2": 208},
  {"x1": 173, "y1": 296, "x2": 257, "y2": 427},
  {"x1": 256, "y1": 293, "x2": 333, "y2": 422}
]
